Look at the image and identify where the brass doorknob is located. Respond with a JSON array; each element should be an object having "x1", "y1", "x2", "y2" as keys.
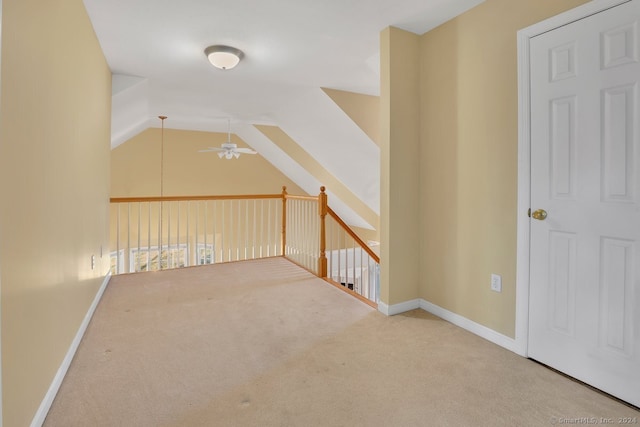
[{"x1": 531, "y1": 209, "x2": 547, "y2": 221}]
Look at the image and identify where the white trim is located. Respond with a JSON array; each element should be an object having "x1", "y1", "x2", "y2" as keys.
[
  {"x1": 377, "y1": 298, "x2": 420, "y2": 316},
  {"x1": 515, "y1": 0, "x2": 631, "y2": 357},
  {"x1": 419, "y1": 300, "x2": 521, "y2": 355},
  {"x1": 377, "y1": 301, "x2": 389, "y2": 315},
  {"x1": 515, "y1": 9, "x2": 533, "y2": 360},
  {"x1": 30, "y1": 273, "x2": 111, "y2": 427},
  {"x1": 378, "y1": 297, "x2": 520, "y2": 354},
  {"x1": 0, "y1": 2, "x2": 4, "y2": 423}
]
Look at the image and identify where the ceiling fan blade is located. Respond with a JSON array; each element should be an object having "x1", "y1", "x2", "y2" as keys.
[
  {"x1": 234, "y1": 148, "x2": 257, "y2": 154},
  {"x1": 198, "y1": 147, "x2": 225, "y2": 152}
]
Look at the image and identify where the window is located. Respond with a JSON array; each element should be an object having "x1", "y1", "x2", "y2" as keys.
[
  {"x1": 110, "y1": 250, "x2": 125, "y2": 275},
  {"x1": 130, "y1": 244, "x2": 188, "y2": 272},
  {"x1": 196, "y1": 243, "x2": 215, "y2": 265}
]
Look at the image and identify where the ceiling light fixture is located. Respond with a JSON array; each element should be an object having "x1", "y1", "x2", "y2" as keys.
[{"x1": 204, "y1": 45, "x2": 244, "y2": 70}]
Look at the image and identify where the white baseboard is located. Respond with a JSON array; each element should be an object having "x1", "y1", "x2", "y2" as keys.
[
  {"x1": 377, "y1": 298, "x2": 421, "y2": 316},
  {"x1": 378, "y1": 297, "x2": 520, "y2": 355},
  {"x1": 418, "y1": 299, "x2": 520, "y2": 354},
  {"x1": 31, "y1": 273, "x2": 111, "y2": 427}
]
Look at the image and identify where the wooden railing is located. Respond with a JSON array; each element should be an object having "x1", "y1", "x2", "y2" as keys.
[
  {"x1": 109, "y1": 194, "x2": 283, "y2": 273},
  {"x1": 110, "y1": 187, "x2": 379, "y2": 306},
  {"x1": 324, "y1": 207, "x2": 380, "y2": 306}
]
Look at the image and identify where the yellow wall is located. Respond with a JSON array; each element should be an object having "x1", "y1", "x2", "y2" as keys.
[
  {"x1": 380, "y1": 27, "x2": 421, "y2": 306},
  {"x1": 0, "y1": 0, "x2": 112, "y2": 425},
  {"x1": 418, "y1": 0, "x2": 589, "y2": 336},
  {"x1": 322, "y1": 88, "x2": 380, "y2": 146},
  {"x1": 112, "y1": 128, "x2": 305, "y2": 197}
]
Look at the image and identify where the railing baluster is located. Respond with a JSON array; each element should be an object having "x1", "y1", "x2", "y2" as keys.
[
  {"x1": 298, "y1": 200, "x2": 301, "y2": 261},
  {"x1": 212, "y1": 200, "x2": 217, "y2": 264},
  {"x1": 167, "y1": 202, "x2": 172, "y2": 268},
  {"x1": 186, "y1": 201, "x2": 190, "y2": 267},
  {"x1": 125, "y1": 204, "x2": 131, "y2": 273},
  {"x1": 245, "y1": 199, "x2": 249, "y2": 260},
  {"x1": 337, "y1": 229, "x2": 341, "y2": 285},
  {"x1": 116, "y1": 204, "x2": 121, "y2": 274},
  {"x1": 221, "y1": 200, "x2": 224, "y2": 262},
  {"x1": 267, "y1": 200, "x2": 271, "y2": 257},
  {"x1": 305, "y1": 200, "x2": 309, "y2": 268},
  {"x1": 135, "y1": 203, "x2": 142, "y2": 271},
  {"x1": 195, "y1": 202, "x2": 199, "y2": 265},
  {"x1": 214, "y1": 199, "x2": 218, "y2": 264},
  {"x1": 272, "y1": 199, "x2": 276, "y2": 256},
  {"x1": 204, "y1": 201, "x2": 208, "y2": 266},
  {"x1": 297, "y1": 200, "x2": 300, "y2": 259},
  {"x1": 297, "y1": 200, "x2": 301, "y2": 263},
  {"x1": 147, "y1": 203, "x2": 151, "y2": 271},
  {"x1": 253, "y1": 199, "x2": 257, "y2": 259},
  {"x1": 229, "y1": 200, "x2": 234, "y2": 261},
  {"x1": 310, "y1": 200, "x2": 314, "y2": 269},
  {"x1": 157, "y1": 202, "x2": 161, "y2": 270},
  {"x1": 360, "y1": 245, "x2": 364, "y2": 297},
  {"x1": 259, "y1": 200, "x2": 264, "y2": 258},
  {"x1": 287, "y1": 199, "x2": 291, "y2": 257},
  {"x1": 237, "y1": 199, "x2": 241, "y2": 260},
  {"x1": 177, "y1": 201, "x2": 181, "y2": 266},
  {"x1": 352, "y1": 236, "x2": 356, "y2": 294}
]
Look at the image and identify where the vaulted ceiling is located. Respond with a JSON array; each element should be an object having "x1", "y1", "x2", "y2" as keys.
[{"x1": 85, "y1": 0, "x2": 484, "y2": 229}]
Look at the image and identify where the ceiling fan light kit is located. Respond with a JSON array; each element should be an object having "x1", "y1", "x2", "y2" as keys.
[{"x1": 204, "y1": 45, "x2": 244, "y2": 70}]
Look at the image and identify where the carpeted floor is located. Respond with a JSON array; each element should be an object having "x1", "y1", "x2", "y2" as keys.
[{"x1": 44, "y1": 257, "x2": 638, "y2": 426}]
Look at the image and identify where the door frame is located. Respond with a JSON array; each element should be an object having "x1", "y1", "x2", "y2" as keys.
[
  {"x1": 515, "y1": 0, "x2": 632, "y2": 357},
  {"x1": 0, "y1": 1, "x2": 3, "y2": 424}
]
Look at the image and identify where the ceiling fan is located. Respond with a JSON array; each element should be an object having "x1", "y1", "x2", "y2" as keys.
[{"x1": 198, "y1": 120, "x2": 257, "y2": 159}]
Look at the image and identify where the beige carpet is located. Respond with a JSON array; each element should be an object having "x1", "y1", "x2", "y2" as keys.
[{"x1": 44, "y1": 257, "x2": 638, "y2": 426}]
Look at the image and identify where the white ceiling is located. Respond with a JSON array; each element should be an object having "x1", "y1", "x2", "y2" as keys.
[{"x1": 84, "y1": 0, "x2": 483, "y2": 228}]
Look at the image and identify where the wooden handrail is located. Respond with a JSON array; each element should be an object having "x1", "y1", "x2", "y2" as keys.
[
  {"x1": 110, "y1": 194, "x2": 283, "y2": 203},
  {"x1": 327, "y1": 207, "x2": 380, "y2": 263},
  {"x1": 111, "y1": 193, "x2": 379, "y2": 264},
  {"x1": 284, "y1": 194, "x2": 318, "y2": 201}
]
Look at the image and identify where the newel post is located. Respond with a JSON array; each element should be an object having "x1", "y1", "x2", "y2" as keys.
[
  {"x1": 318, "y1": 186, "x2": 328, "y2": 278},
  {"x1": 281, "y1": 186, "x2": 287, "y2": 256}
]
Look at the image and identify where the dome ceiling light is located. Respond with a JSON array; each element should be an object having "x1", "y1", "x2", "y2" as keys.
[{"x1": 204, "y1": 45, "x2": 244, "y2": 70}]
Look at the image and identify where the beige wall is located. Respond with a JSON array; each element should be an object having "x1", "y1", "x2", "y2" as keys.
[
  {"x1": 0, "y1": 0, "x2": 112, "y2": 425},
  {"x1": 418, "y1": 0, "x2": 589, "y2": 336},
  {"x1": 322, "y1": 88, "x2": 380, "y2": 146},
  {"x1": 112, "y1": 127, "x2": 305, "y2": 197},
  {"x1": 380, "y1": 27, "x2": 421, "y2": 306}
]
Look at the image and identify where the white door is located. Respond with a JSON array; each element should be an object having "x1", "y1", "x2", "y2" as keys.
[{"x1": 529, "y1": 0, "x2": 640, "y2": 407}]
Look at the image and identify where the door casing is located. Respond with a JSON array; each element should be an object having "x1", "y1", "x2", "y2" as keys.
[{"x1": 515, "y1": 0, "x2": 632, "y2": 357}]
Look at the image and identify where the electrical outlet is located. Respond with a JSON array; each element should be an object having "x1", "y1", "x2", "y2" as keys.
[{"x1": 491, "y1": 274, "x2": 502, "y2": 292}]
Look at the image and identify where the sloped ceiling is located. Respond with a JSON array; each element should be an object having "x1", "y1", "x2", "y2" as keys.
[{"x1": 86, "y1": 0, "x2": 484, "y2": 229}]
